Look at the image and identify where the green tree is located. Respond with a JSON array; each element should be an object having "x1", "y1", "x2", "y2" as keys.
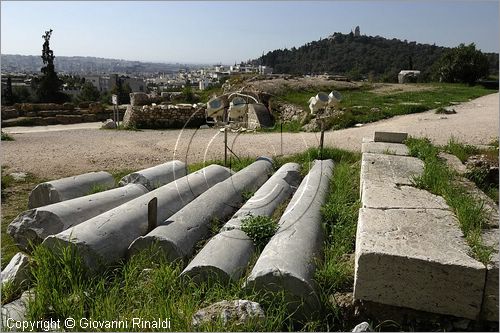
[
  {"x1": 77, "y1": 82, "x2": 101, "y2": 102},
  {"x1": 12, "y1": 86, "x2": 33, "y2": 103},
  {"x1": 35, "y1": 29, "x2": 67, "y2": 103},
  {"x1": 434, "y1": 43, "x2": 489, "y2": 84},
  {"x1": 2, "y1": 77, "x2": 14, "y2": 105},
  {"x1": 108, "y1": 76, "x2": 131, "y2": 105}
]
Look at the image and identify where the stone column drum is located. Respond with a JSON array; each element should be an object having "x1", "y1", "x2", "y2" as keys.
[
  {"x1": 245, "y1": 159, "x2": 334, "y2": 318},
  {"x1": 42, "y1": 165, "x2": 232, "y2": 271},
  {"x1": 118, "y1": 160, "x2": 187, "y2": 191},
  {"x1": 8, "y1": 184, "x2": 149, "y2": 252},
  {"x1": 28, "y1": 171, "x2": 115, "y2": 208},
  {"x1": 127, "y1": 157, "x2": 274, "y2": 262},
  {"x1": 181, "y1": 162, "x2": 301, "y2": 283}
]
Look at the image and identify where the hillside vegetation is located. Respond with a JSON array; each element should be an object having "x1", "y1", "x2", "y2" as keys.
[{"x1": 256, "y1": 32, "x2": 499, "y2": 82}]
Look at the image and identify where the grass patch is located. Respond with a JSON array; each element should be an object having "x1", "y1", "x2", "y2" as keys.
[
  {"x1": 27, "y1": 244, "x2": 296, "y2": 332},
  {"x1": 275, "y1": 83, "x2": 493, "y2": 131},
  {"x1": 87, "y1": 183, "x2": 110, "y2": 195},
  {"x1": 313, "y1": 160, "x2": 361, "y2": 331},
  {"x1": 1, "y1": 166, "x2": 45, "y2": 269},
  {"x1": 1, "y1": 131, "x2": 14, "y2": 141},
  {"x1": 109, "y1": 169, "x2": 135, "y2": 184},
  {"x1": 259, "y1": 120, "x2": 303, "y2": 133},
  {"x1": 405, "y1": 137, "x2": 493, "y2": 264},
  {"x1": 444, "y1": 137, "x2": 480, "y2": 163},
  {"x1": 443, "y1": 137, "x2": 499, "y2": 202}
]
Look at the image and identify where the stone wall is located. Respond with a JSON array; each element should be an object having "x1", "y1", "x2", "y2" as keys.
[
  {"x1": 123, "y1": 104, "x2": 206, "y2": 129},
  {"x1": 1, "y1": 102, "x2": 124, "y2": 127}
]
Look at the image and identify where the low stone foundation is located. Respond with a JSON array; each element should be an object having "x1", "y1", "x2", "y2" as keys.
[{"x1": 122, "y1": 105, "x2": 206, "y2": 129}]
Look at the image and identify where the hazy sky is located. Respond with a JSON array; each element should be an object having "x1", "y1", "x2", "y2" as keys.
[{"x1": 1, "y1": 1, "x2": 498, "y2": 64}]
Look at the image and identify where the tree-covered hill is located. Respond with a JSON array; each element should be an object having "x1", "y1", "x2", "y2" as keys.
[{"x1": 255, "y1": 32, "x2": 499, "y2": 82}]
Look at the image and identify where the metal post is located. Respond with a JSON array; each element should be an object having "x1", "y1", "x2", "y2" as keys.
[
  {"x1": 224, "y1": 126, "x2": 228, "y2": 167},
  {"x1": 147, "y1": 197, "x2": 158, "y2": 232},
  {"x1": 280, "y1": 122, "x2": 283, "y2": 156},
  {"x1": 319, "y1": 119, "x2": 325, "y2": 160}
]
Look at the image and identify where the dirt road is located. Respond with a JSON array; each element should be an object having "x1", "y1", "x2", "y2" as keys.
[{"x1": 2, "y1": 93, "x2": 498, "y2": 179}]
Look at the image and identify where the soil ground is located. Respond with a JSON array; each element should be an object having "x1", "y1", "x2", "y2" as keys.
[{"x1": 2, "y1": 92, "x2": 498, "y2": 179}]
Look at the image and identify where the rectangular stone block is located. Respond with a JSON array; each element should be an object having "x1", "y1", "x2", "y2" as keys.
[
  {"x1": 374, "y1": 131, "x2": 408, "y2": 143},
  {"x1": 361, "y1": 153, "x2": 423, "y2": 186},
  {"x1": 361, "y1": 142, "x2": 409, "y2": 156},
  {"x1": 354, "y1": 208, "x2": 486, "y2": 320},
  {"x1": 481, "y1": 228, "x2": 499, "y2": 322},
  {"x1": 361, "y1": 180, "x2": 448, "y2": 210}
]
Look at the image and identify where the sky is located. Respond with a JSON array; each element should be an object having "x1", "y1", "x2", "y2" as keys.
[{"x1": 1, "y1": 1, "x2": 499, "y2": 64}]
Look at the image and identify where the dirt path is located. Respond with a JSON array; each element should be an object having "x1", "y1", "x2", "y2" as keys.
[{"x1": 2, "y1": 93, "x2": 498, "y2": 179}]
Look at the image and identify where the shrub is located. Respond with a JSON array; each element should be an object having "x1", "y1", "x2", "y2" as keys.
[{"x1": 241, "y1": 215, "x2": 278, "y2": 248}]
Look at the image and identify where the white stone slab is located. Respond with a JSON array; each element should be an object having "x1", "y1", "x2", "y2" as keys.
[{"x1": 354, "y1": 208, "x2": 486, "y2": 320}]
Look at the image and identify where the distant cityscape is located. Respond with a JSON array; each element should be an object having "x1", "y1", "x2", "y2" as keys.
[{"x1": 0, "y1": 54, "x2": 274, "y2": 97}]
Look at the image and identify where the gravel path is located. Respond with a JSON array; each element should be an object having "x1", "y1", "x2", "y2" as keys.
[{"x1": 2, "y1": 93, "x2": 498, "y2": 179}]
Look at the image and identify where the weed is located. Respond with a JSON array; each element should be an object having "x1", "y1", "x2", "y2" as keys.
[
  {"x1": 444, "y1": 137, "x2": 479, "y2": 162},
  {"x1": 109, "y1": 169, "x2": 135, "y2": 184},
  {"x1": 406, "y1": 137, "x2": 492, "y2": 264},
  {"x1": 87, "y1": 183, "x2": 110, "y2": 195},
  {"x1": 1, "y1": 280, "x2": 18, "y2": 305},
  {"x1": 241, "y1": 190, "x2": 255, "y2": 202},
  {"x1": 1, "y1": 131, "x2": 14, "y2": 141},
  {"x1": 241, "y1": 215, "x2": 278, "y2": 248}
]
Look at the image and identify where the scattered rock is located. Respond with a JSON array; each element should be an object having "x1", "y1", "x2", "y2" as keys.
[
  {"x1": 370, "y1": 107, "x2": 381, "y2": 113},
  {"x1": 9, "y1": 172, "x2": 27, "y2": 181},
  {"x1": 278, "y1": 103, "x2": 306, "y2": 122},
  {"x1": 199, "y1": 124, "x2": 210, "y2": 129},
  {"x1": 438, "y1": 152, "x2": 467, "y2": 175},
  {"x1": 465, "y1": 154, "x2": 499, "y2": 184},
  {"x1": 301, "y1": 121, "x2": 320, "y2": 132},
  {"x1": 1, "y1": 289, "x2": 35, "y2": 323},
  {"x1": 191, "y1": 300, "x2": 265, "y2": 328},
  {"x1": 1, "y1": 252, "x2": 31, "y2": 292},
  {"x1": 352, "y1": 321, "x2": 373, "y2": 332},
  {"x1": 102, "y1": 119, "x2": 117, "y2": 129}
]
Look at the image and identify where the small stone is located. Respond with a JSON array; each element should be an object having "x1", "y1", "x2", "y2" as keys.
[
  {"x1": 191, "y1": 300, "x2": 265, "y2": 328},
  {"x1": 199, "y1": 125, "x2": 210, "y2": 129},
  {"x1": 352, "y1": 321, "x2": 373, "y2": 332},
  {"x1": 9, "y1": 172, "x2": 27, "y2": 181},
  {"x1": 101, "y1": 119, "x2": 117, "y2": 129}
]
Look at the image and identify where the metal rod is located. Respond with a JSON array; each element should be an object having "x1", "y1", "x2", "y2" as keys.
[
  {"x1": 147, "y1": 197, "x2": 158, "y2": 232},
  {"x1": 320, "y1": 120, "x2": 325, "y2": 160},
  {"x1": 280, "y1": 121, "x2": 283, "y2": 156},
  {"x1": 224, "y1": 126, "x2": 228, "y2": 167}
]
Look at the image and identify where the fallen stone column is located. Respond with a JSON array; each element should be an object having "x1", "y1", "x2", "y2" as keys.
[
  {"x1": 128, "y1": 157, "x2": 274, "y2": 262},
  {"x1": 9, "y1": 184, "x2": 149, "y2": 252},
  {"x1": 118, "y1": 160, "x2": 187, "y2": 190},
  {"x1": 28, "y1": 171, "x2": 115, "y2": 208},
  {"x1": 42, "y1": 165, "x2": 232, "y2": 271},
  {"x1": 181, "y1": 162, "x2": 301, "y2": 283},
  {"x1": 245, "y1": 159, "x2": 333, "y2": 318}
]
